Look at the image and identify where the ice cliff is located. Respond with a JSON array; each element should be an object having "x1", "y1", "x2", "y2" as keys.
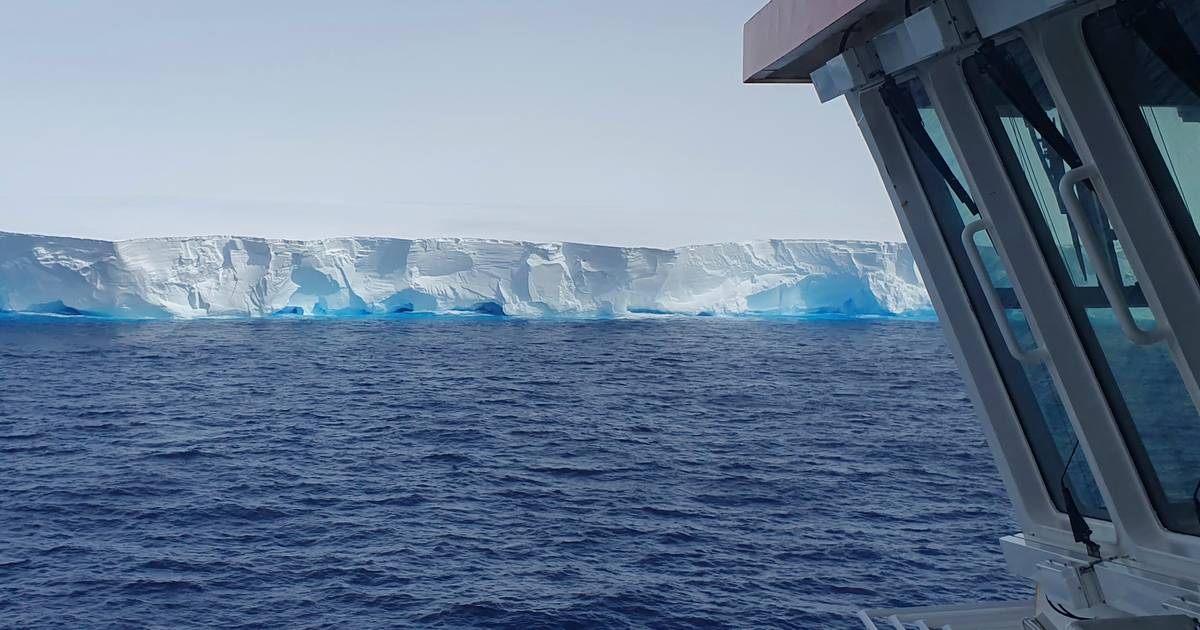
[{"x1": 0, "y1": 232, "x2": 930, "y2": 318}]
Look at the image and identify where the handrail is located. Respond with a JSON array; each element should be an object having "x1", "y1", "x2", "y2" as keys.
[
  {"x1": 857, "y1": 610, "x2": 881, "y2": 630},
  {"x1": 856, "y1": 610, "x2": 908, "y2": 630},
  {"x1": 961, "y1": 219, "x2": 1048, "y2": 365},
  {"x1": 1058, "y1": 164, "x2": 1168, "y2": 346}
]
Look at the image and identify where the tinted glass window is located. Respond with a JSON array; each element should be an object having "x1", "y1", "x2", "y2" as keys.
[
  {"x1": 965, "y1": 38, "x2": 1200, "y2": 535},
  {"x1": 1085, "y1": 0, "x2": 1200, "y2": 274},
  {"x1": 889, "y1": 78, "x2": 1107, "y2": 519}
]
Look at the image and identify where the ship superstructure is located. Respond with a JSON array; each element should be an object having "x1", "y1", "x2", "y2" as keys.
[{"x1": 745, "y1": 1, "x2": 1200, "y2": 628}]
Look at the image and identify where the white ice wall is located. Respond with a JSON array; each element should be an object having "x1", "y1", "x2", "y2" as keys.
[{"x1": 0, "y1": 232, "x2": 930, "y2": 318}]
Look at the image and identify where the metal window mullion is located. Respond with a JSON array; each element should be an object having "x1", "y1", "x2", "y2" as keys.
[{"x1": 850, "y1": 89, "x2": 1079, "y2": 547}]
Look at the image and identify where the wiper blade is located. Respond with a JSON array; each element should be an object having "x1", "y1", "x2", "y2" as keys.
[{"x1": 880, "y1": 80, "x2": 980, "y2": 216}]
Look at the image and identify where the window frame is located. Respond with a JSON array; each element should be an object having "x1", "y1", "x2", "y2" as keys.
[
  {"x1": 914, "y1": 50, "x2": 1128, "y2": 555},
  {"x1": 1038, "y1": 1, "x2": 1200, "y2": 574},
  {"x1": 847, "y1": 83, "x2": 1111, "y2": 552},
  {"x1": 909, "y1": 0, "x2": 1200, "y2": 578},
  {"x1": 1079, "y1": 0, "x2": 1200, "y2": 279},
  {"x1": 886, "y1": 75, "x2": 1110, "y2": 522},
  {"x1": 1040, "y1": 1, "x2": 1200, "y2": 425}
]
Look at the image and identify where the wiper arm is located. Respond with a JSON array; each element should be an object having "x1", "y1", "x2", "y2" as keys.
[
  {"x1": 1119, "y1": 0, "x2": 1200, "y2": 102},
  {"x1": 973, "y1": 42, "x2": 1130, "y2": 287},
  {"x1": 880, "y1": 80, "x2": 980, "y2": 216},
  {"x1": 972, "y1": 42, "x2": 1082, "y2": 170}
]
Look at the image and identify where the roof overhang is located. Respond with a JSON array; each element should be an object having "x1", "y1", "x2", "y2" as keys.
[{"x1": 743, "y1": 0, "x2": 906, "y2": 83}]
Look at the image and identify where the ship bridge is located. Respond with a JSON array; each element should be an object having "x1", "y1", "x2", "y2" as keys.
[{"x1": 745, "y1": 1, "x2": 1200, "y2": 628}]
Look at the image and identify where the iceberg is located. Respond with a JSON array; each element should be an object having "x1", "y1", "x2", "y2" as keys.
[{"x1": 0, "y1": 232, "x2": 930, "y2": 318}]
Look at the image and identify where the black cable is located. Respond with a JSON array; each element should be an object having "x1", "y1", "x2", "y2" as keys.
[
  {"x1": 904, "y1": 0, "x2": 913, "y2": 17},
  {"x1": 838, "y1": 19, "x2": 861, "y2": 54},
  {"x1": 1047, "y1": 598, "x2": 1092, "y2": 622},
  {"x1": 1059, "y1": 440, "x2": 1102, "y2": 558},
  {"x1": 1060, "y1": 440, "x2": 1080, "y2": 487},
  {"x1": 1192, "y1": 478, "x2": 1200, "y2": 524}
]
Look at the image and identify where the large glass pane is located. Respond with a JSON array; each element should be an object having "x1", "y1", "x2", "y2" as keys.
[
  {"x1": 1085, "y1": 0, "x2": 1200, "y2": 274},
  {"x1": 888, "y1": 78, "x2": 1108, "y2": 519},
  {"x1": 964, "y1": 38, "x2": 1200, "y2": 535}
]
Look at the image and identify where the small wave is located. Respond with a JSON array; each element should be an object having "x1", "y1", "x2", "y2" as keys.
[
  {"x1": 692, "y1": 493, "x2": 784, "y2": 507},
  {"x1": 421, "y1": 452, "x2": 472, "y2": 464},
  {"x1": 143, "y1": 449, "x2": 227, "y2": 461},
  {"x1": 190, "y1": 504, "x2": 292, "y2": 522},
  {"x1": 366, "y1": 494, "x2": 428, "y2": 507},
  {"x1": 0, "y1": 432, "x2": 43, "y2": 441},
  {"x1": 120, "y1": 579, "x2": 205, "y2": 594},
  {"x1": 523, "y1": 465, "x2": 612, "y2": 478},
  {"x1": 140, "y1": 558, "x2": 216, "y2": 572},
  {"x1": 640, "y1": 505, "x2": 710, "y2": 519}
]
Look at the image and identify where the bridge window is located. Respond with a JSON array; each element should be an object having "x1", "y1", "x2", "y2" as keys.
[
  {"x1": 884, "y1": 78, "x2": 1108, "y2": 520},
  {"x1": 1085, "y1": 0, "x2": 1200, "y2": 279},
  {"x1": 964, "y1": 37, "x2": 1200, "y2": 535}
]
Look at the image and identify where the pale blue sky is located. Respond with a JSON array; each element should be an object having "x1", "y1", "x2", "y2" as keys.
[{"x1": 0, "y1": 0, "x2": 899, "y2": 247}]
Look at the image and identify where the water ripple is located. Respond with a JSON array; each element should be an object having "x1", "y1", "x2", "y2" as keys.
[{"x1": 0, "y1": 317, "x2": 1028, "y2": 628}]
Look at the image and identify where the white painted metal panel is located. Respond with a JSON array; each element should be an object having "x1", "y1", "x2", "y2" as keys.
[{"x1": 966, "y1": 0, "x2": 1073, "y2": 37}]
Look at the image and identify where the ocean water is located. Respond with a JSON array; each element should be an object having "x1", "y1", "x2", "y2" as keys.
[{"x1": 0, "y1": 316, "x2": 1029, "y2": 629}]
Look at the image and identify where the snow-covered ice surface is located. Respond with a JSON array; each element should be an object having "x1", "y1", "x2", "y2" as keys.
[{"x1": 0, "y1": 232, "x2": 930, "y2": 319}]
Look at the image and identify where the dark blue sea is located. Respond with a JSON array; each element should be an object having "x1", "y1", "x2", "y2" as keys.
[{"x1": 0, "y1": 316, "x2": 1029, "y2": 629}]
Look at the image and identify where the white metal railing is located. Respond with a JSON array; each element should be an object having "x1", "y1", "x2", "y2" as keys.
[{"x1": 858, "y1": 599, "x2": 1035, "y2": 629}]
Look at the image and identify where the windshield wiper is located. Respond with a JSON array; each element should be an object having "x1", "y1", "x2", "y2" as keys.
[
  {"x1": 971, "y1": 42, "x2": 1094, "y2": 279},
  {"x1": 972, "y1": 42, "x2": 1081, "y2": 169},
  {"x1": 880, "y1": 80, "x2": 980, "y2": 216},
  {"x1": 1118, "y1": 0, "x2": 1200, "y2": 102},
  {"x1": 970, "y1": 42, "x2": 1133, "y2": 291},
  {"x1": 1062, "y1": 441, "x2": 1102, "y2": 558}
]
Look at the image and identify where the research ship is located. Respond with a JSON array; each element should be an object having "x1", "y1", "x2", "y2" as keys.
[{"x1": 744, "y1": 0, "x2": 1200, "y2": 627}]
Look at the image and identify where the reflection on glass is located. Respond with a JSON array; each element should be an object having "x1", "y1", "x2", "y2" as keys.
[
  {"x1": 1008, "y1": 308, "x2": 1107, "y2": 512},
  {"x1": 1085, "y1": 0, "x2": 1200, "y2": 272},
  {"x1": 889, "y1": 78, "x2": 1108, "y2": 519},
  {"x1": 1089, "y1": 308, "x2": 1200, "y2": 501},
  {"x1": 965, "y1": 38, "x2": 1200, "y2": 534}
]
